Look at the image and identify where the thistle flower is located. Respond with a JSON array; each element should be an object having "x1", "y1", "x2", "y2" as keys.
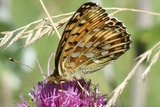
[{"x1": 15, "y1": 78, "x2": 107, "y2": 107}]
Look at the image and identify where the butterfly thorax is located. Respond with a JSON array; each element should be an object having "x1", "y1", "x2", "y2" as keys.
[{"x1": 47, "y1": 69, "x2": 82, "y2": 84}]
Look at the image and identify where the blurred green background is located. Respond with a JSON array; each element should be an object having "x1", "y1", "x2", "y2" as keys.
[{"x1": 0, "y1": 0, "x2": 160, "y2": 107}]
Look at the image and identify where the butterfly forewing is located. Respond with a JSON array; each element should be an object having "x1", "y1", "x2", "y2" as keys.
[{"x1": 51, "y1": 2, "x2": 131, "y2": 82}]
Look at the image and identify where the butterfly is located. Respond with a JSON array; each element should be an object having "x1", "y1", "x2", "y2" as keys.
[{"x1": 48, "y1": 2, "x2": 131, "y2": 84}]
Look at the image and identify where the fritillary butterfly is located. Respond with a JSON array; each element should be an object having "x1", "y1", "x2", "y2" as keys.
[{"x1": 48, "y1": 2, "x2": 131, "y2": 84}]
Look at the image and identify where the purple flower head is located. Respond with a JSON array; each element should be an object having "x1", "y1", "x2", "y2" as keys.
[{"x1": 16, "y1": 79, "x2": 107, "y2": 107}]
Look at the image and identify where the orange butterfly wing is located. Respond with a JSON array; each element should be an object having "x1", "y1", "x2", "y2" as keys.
[{"x1": 52, "y1": 2, "x2": 131, "y2": 81}]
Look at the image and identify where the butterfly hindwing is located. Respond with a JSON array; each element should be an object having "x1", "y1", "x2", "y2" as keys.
[{"x1": 54, "y1": 2, "x2": 131, "y2": 78}]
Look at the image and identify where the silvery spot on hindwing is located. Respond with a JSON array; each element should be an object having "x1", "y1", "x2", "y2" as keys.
[{"x1": 48, "y1": 2, "x2": 131, "y2": 84}]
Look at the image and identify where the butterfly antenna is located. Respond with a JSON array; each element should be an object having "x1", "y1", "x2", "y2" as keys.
[{"x1": 9, "y1": 58, "x2": 39, "y2": 74}]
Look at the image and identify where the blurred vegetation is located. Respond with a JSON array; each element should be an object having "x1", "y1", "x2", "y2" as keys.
[{"x1": 0, "y1": 0, "x2": 160, "y2": 107}]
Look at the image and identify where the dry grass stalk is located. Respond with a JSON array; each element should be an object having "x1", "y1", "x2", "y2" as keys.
[
  {"x1": 0, "y1": 13, "x2": 72, "y2": 50},
  {"x1": 0, "y1": 8, "x2": 159, "y2": 50},
  {"x1": 106, "y1": 42, "x2": 160, "y2": 107}
]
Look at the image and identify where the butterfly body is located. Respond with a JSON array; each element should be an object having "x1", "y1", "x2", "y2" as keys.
[{"x1": 48, "y1": 2, "x2": 131, "y2": 84}]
